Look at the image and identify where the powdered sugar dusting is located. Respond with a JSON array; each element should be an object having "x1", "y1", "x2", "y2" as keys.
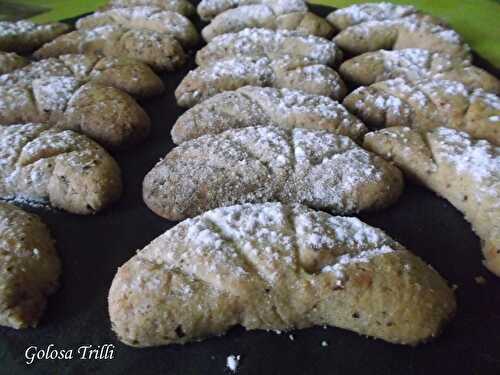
[{"x1": 198, "y1": 28, "x2": 340, "y2": 66}]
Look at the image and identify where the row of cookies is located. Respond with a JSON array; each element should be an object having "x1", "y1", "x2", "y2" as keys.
[
  {"x1": 107, "y1": 1, "x2": 500, "y2": 347},
  {"x1": 0, "y1": 1, "x2": 203, "y2": 214},
  {"x1": 324, "y1": 3, "x2": 500, "y2": 276},
  {"x1": 105, "y1": 2, "x2": 463, "y2": 347}
]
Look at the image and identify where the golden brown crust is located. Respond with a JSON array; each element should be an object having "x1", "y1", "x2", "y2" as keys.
[
  {"x1": 109, "y1": 202, "x2": 456, "y2": 347},
  {"x1": 0, "y1": 202, "x2": 61, "y2": 329}
]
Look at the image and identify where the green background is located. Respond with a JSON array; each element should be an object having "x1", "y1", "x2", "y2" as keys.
[{"x1": 1, "y1": 0, "x2": 499, "y2": 67}]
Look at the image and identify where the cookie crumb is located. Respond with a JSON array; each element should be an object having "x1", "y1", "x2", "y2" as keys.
[
  {"x1": 226, "y1": 355, "x2": 240, "y2": 373},
  {"x1": 474, "y1": 276, "x2": 486, "y2": 285},
  {"x1": 321, "y1": 341, "x2": 328, "y2": 347},
  {"x1": 289, "y1": 334, "x2": 294, "y2": 341}
]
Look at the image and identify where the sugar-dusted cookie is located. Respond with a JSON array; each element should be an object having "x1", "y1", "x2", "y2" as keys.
[
  {"x1": 198, "y1": 0, "x2": 307, "y2": 21},
  {"x1": 0, "y1": 54, "x2": 164, "y2": 98},
  {"x1": 339, "y1": 49, "x2": 499, "y2": 94},
  {"x1": 196, "y1": 28, "x2": 342, "y2": 67},
  {"x1": 344, "y1": 78, "x2": 500, "y2": 145},
  {"x1": 172, "y1": 86, "x2": 367, "y2": 144},
  {"x1": 201, "y1": 5, "x2": 333, "y2": 41},
  {"x1": 102, "y1": 0, "x2": 195, "y2": 17},
  {"x1": 0, "y1": 202, "x2": 61, "y2": 329},
  {"x1": 0, "y1": 76, "x2": 150, "y2": 149},
  {"x1": 175, "y1": 56, "x2": 347, "y2": 107},
  {"x1": 34, "y1": 25, "x2": 186, "y2": 72},
  {"x1": 109, "y1": 202, "x2": 455, "y2": 347},
  {"x1": 364, "y1": 127, "x2": 500, "y2": 276},
  {"x1": 143, "y1": 126, "x2": 403, "y2": 220},
  {"x1": 76, "y1": 6, "x2": 199, "y2": 48},
  {"x1": 0, "y1": 124, "x2": 122, "y2": 214},
  {"x1": 0, "y1": 20, "x2": 69, "y2": 53},
  {"x1": 333, "y1": 16, "x2": 470, "y2": 59}
]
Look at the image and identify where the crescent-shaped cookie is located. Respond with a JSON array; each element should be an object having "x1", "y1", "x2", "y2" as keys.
[
  {"x1": 201, "y1": 5, "x2": 333, "y2": 41},
  {"x1": 196, "y1": 28, "x2": 342, "y2": 68},
  {"x1": 343, "y1": 78, "x2": 500, "y2": 146},
  {"x1": 339, "y1": 49, "x2": 499, "y2": 94},
  {"x1": 143, "y1": 126, "x2": 403, "y2": 220},
  {"x1": 175, "y1": 56, "x2": 347, "y2": 107},
  {"x1": 172, "y1": 86, "x2": 367, "y2": 144},
  {"x1": 0, "y1": 123, "x2": 122, "y2": 214},
  {"x1": 76, "y1": 6, "x2": 199, "y2": 48},
  {"x1": 0, "y1": 54, "x2": 164, "y2": 98},
  {"x1": 197, "y1": 0, "x2": 307, "y2": 21},
  {"x1": 0, "y1": 203, "x2": 61, "y2": 329},
  {"x1": 109, "y1": 202, "x2": 455, "y2": 347},
  {"x1": 364, "y1": 127, "x2": 500, "y2": 276},
  {"x1": 0, "y1": 77, "x2": 151, "y2": 149}
]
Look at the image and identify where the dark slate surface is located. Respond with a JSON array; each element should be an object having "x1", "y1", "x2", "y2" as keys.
[{"x1": 1, "y1": 4, "x2": 499, "y2": 375}]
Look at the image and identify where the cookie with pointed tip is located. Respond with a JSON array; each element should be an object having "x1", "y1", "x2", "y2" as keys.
[
  {"x1": 76, "y1": 6, "x2": 199, "y2": 48},
  {"x1": 0, "y1": 20, "x2": 69, "y2": 53},
  {"x1": 197, "y1": 28, "x2": 342, "y2": 68},
  {"x1": 333, "y1": 16, "x2": 470, "y2": 59},
  {"x1": 143, "y1": 126, "x2": 403, "y2": 220},
  {"x1": 202, "y1": 5, "x2": 333, "y2": 41},
  {"x1": 0, "y1": 54, "x2": 164, "y2": 98},
  {"x1": 0, "y1": 76, "x2": 151, "y2": 149},
  {"x1": 102, "y1": 0, "x2": 195, "y2": 17},
  {"x1": 343, "y1": 78, "x2": 500, "y2": 146},
  {"x1": 339, "y1": 49, "x2": 499, "y2": 94},
  {"x1": 172, "y1": 86, "x2": 367, "y2": 144},
  {"x1": 109, "y1": 202, "x2": 455, "y2": 347},
  {"x1": 326, "y1": 2, "x2": 446, "y2": 31},
  {"x1": 197, "y1": 0, "x2": 307, "y2": 21},
  {"x1": 0, "y1": 124, "x2": 122, "y2": 214},
  {"x1": 364, "y1": 127, "x2": 500, "y2": 276},
  {"x1": 0, "y1": 52, "x2": 28, "y2": 75},
  {"x1": 175, "y1": 56, "x2": 347, "y2": 108},
  {"x1": 0, "y1": 203, "x2": 61, "y2": 329},
  {"x1": 34, "y1": 24, "x2": 186, "y2": 72}
]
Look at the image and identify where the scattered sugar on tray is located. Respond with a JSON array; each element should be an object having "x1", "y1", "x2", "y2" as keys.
[{"x1": 226, "y1": 354, "x2": 241, "y2": 373}]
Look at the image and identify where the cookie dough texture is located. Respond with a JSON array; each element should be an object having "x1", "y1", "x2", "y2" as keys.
[
  {"x1": 0, "y1": 20, "x2": 69, "y2": 53},
  {"x1": 143, "y1": 126, "x2": 403, "y2": 220},
  {"x1": 34, "y1": 24, "x2": 186, "y2": 72},
  {"x1": 172, "y1": 86, "x2": 367, "y2": 144},
  {"x1": 339, "y1": 49, "x2": 500, "y2": 94},
  {"x1": 196, "y1": 28, "x2": 343, "y2": 67},
  {"x1": 109, "y1": 202, "x2": 456, "y2": 347},
  {"x1": 0, "y1": 52, "x2": 28, "y2": 75},
  {"x1": 102, "y1": 0, "x2": 195, "y2": 17},
  {"x1": 333, "y1": 16, "x2": 470, "y2": 59},
  {"x1": 0, "y1": 76, "x2": 150, "y2": 149},
  {"x1": 343, "y1": 78, "x2": 500, "y2": 146},
  {"x1": 326, "y1": 2, "x2": 444, "y2": 31},
  {"x1": 0, "y1": 54, "x2": 164, "y2": 98},
  {"x1": 76, "y1": 6, "x2": 199, "y2": 48},
  {"x1": 364, "y1": 127, "x2": 500, "y2": 276},
  {"x1": 198, "y1": 0, "x2": 307, "y2": 21},
  {"x1": 0, "y1": 203, "x2": 61, "y2": 329},
  {"x1": 175, "y1": 56, "x2": 347, "y2": 107},
  {"x1": 0, "y1": 124, "x2": 122, "y2": 214},
  {"x1": 201, "y1": 5, "x2": 333, "y2": 41}
]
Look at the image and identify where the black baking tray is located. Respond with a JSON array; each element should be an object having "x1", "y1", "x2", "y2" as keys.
[{"x1": 1, "y1": 3, "x2": 499, "y2": 375}]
